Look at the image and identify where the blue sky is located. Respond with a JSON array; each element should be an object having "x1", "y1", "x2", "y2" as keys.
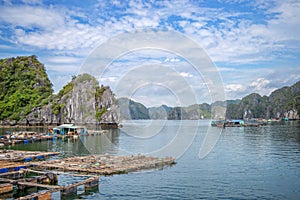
[{"x1": 0, "y1": 0, "x2": 300, "y2": 106}]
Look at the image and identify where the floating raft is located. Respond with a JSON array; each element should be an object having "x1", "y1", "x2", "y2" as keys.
[
  {"x1": 31, "y1": 154, "x2": 176, "y2": 175},
  {"x1": 0, "y1": 132, "x2": 76, "y2": 147},
  {"x1": 0, "y1": 161, "x2": 33, "y2": 174},
  {"x1": 0, "y1": 169, "x2": 99, "y2": 199},
  {"x1": 0, "y1": 130, "x2": 112, "y2": 147},
  {"x1": 0, "y1": 150, "x2": 59, "y2": 163}
]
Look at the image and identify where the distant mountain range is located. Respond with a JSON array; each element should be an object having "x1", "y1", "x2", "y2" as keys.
[
  {"x1": 226, "y1": 81, "x2": 300, "y2": 120},
  {"x1": 118, "y1": 81, "x2": 300, "y2": 120},
  {"x1": 1, "y1": 55, "x2": 299, "y2": 126}
]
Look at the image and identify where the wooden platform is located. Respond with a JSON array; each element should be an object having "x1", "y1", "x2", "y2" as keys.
[
  {"x1": 31, "y1": 154, "x2": 176, "y2": 175},
  {"x1": 0, "y1": 132, "x2": 81, "y2": 147},
  {"x1": 0, "y1": 183, "x2": 13, "y2": 195},
  {"x1": 0, "y1": 150, "x2": 59, "y2": 162},
  {"x1": 0, "y1": 169, "x2": 99, "y2": 199}
]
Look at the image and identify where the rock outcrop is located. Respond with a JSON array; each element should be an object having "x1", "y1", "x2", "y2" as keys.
[
  {"x1": 226, "y1": 81, "x2": 300, "y2": 120},
  {"x1": 21, "y1": 73, "x2": 119, "y2": 126},
  {"x1": 0, "y1": 55, "x2": 53, "y2": 125}
]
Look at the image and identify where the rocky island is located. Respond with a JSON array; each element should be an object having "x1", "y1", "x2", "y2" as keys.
[{"x1": 0, "y1": 56, "x2": 119, "y2": 127}]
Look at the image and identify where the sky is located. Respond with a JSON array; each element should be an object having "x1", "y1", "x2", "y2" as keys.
[{"x1": 0, "y1": 0, "x2": 300, "y2": 107}]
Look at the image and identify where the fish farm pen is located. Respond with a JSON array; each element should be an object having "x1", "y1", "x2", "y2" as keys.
[{"x1": 0, "y1": 150, "x2": 176, "y2": 199}]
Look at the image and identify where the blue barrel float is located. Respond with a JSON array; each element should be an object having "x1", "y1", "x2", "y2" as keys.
[
  {"x1": 14, "y1": 166, "x2": 27, "y2": 171},
  {"x1": 0, "y1": 168, "x2": 9, "y2": 173},
  {"x1": 24, "y1": 157, "x2": 33, "y2": 162},
  {"x1": 36, "y1": 155, "x2": 44, "y2": 159}
]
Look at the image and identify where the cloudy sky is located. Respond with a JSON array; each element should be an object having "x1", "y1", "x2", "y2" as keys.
[{"x1": 0, "y1": 0, "x2": 300, "y2": 107}]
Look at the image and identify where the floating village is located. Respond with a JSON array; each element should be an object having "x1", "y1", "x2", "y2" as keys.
[
  {"x1": 0, "y1": 124, "x2": 176, "y2": 199},
  {"x1": 0, "y1": 117, "x2": 295, "y2": 199},
  {"x1": 210, "y1": 118, "x2": 289, "y2": 127}
]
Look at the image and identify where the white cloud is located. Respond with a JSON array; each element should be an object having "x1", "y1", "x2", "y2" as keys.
[
  {"x1": 46, "y1": 64, "x2": 80, "y2": 73},
  {"x1": 0, "y1": 5, "x2": 108, "y2": 55},
  {"x1": 2, "y1": 0, "x2": 299, "y2": 65},
  {"x1": 1, "y1": 0, "x2": 299, "y2": 99},
  {"x1": 0, "y1": 6, "x2": 65, "y2": 30},
  {"x1": 250, "y1": 78, "x2": 270, "y2": 88},
  {"x1": 225, "y1": 84, "x2": 246, "y2": 92},
  {"x1": 45, "y1": 56, "x2": 83, "y2": 64},
  {"x1": 164, "y1": 57, "x2": 181, "y2": 63},
  {"x1": 99, "y1": 77, "x2": 118, "y2": 83},
  {"x1": 22, "y1": 0, "x2": 43, "y2": 5},
  {"x1": 179, "y1": 72, "x2": 193, "y2": 78}
]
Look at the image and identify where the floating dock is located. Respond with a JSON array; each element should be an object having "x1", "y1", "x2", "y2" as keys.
[
  {"x1": 0, "y1": 150, "x2": 59, "y2": 162},
  {"x1": 31, "y1": 154, "x2": 176, "y2": 175},
  {"x1": 0, "y1": 150, "x2": 175, "y2": 199},
  {"x1": 0, "y1": 169, "x2": 99, "y2": 199},
  {"x1": 0, "y1": 130, "x2": 113, "y2": 147},
  {"x1": 0, "y1": 132, "x2": 78, "y2": 147}
]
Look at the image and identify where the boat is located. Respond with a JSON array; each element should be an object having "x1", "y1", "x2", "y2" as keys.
[
  {"x1": 211, "y1": 120, "x2": 226, "y2": 127},
  {"x1": 244, "y1": 119, "x2": 267, "y2": 127},
  {"x1": 52, "y1": 124, "x2": 87, "y2": 135},
  {"x1": 211, "y1": 119, "x2": 268, "y2": 127},
  {"x1": 211, "y1": 119, "x2": 244, "y2": 127},
  {"x1": 225, "y1": 119, "x2": 245, "y2": 127}
]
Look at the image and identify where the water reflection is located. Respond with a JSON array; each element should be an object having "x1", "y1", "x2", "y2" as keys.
[
  {"x1": 0, "y1": 126, "x2": 49, "y2": 135},
  {"x1": 80, "y1": 129, "x2": 120, "y2": 155},
  {"x1": 1, "y1": 121, "x2": 300, "y2": 199},
  {"x1": 6, "y1": 129, "x2": 120, "y2": 158}
]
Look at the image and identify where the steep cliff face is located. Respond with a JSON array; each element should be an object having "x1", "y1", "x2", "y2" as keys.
[
  {"x1": 22, "y1": 73, "x2": 119, "y2": 125},
  {"x1": 118, "y1": 97, "x2": 150, "y2": 120},
  {"x1": 226, "y1": 81, "x2": 300, "y2": 120},
  {"x1": 148, "y1": 103, "x2": 211, "y2": 120},
  {"x1": 268, "y1": 82, "x2": 300, "y2": 119}
]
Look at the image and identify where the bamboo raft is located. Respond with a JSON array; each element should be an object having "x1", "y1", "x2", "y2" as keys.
[
  {"x1": 0, "y1": 130, "x2": 113, "y2": 147},
  {"x1": 31, "y1": 154, "x2": 176, "y2": 175},
  {"x1": 0, "y1": 169, "x2": 99, "y2": 199},
  {"x1": 0, "y1": 132, "x2": 79, "y2": 147},
  {"x1": 0, "y1": 150, "x2": 59, "y2": 162}
]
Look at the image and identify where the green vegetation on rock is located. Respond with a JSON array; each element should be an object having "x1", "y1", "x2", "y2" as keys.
[
  {"x1": 0, "y1": 56, "x2": 117, "y2": 125},
  {"x1": 226, "y1": 81, "x2": 300, "y2": 119},
  {"x1": 0, "y1": 56, "x2": 53, "y2": 121}
]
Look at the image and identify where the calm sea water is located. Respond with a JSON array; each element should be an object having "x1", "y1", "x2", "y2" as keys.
[{"x1": 1, "y1": 120, "x2": 300, "y2": 199}]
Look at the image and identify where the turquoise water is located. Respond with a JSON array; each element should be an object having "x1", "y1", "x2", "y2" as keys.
[{"x1": 1, "y1": 120, "x2": 300, "y2": 199}]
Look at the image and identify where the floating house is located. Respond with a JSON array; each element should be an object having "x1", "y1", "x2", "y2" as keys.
[
  {"x1": 53, "y1": 124, "x2": 87, "y2": 135},
  {"x1": 211, "y1": 119, "x2": 245, "y2": 127},
  {"x1": 225, "y1": 119, "x2": 245, "y2": 127}
]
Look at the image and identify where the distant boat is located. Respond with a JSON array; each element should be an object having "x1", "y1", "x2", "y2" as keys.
[
  {"x1": 211, "y1": 119, "x2": 268, "y2": 127},
  {"x1": 211, "y1": 120, "x2": 226, "y2": 127},
  {"x1": 225, "y1": 119, "x2": 245, "y2": 127},
  {"x1": 52, "y1": 124, "x2": 87, "y2": 135}
]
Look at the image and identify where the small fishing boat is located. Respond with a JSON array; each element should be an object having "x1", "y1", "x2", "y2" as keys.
[{"x1": 211, "y1": 120, "x2": 226, "y2": 127}]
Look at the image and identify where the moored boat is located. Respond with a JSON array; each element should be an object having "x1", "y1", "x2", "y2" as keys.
[
  {"x1": 225, "y1": 119, "x2": 245, "y2": 127},
  {"x1": 211, "y1": 120, "x2": 226, "y2": 127}
]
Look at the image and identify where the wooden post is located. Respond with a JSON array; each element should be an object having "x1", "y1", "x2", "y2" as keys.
[
  {"x1": 84, "y1": 177, "x2": 99, "y2": 191},
  {"x1": 0, "y1": 183, "x2": 13, "y2": 195},
  {"x1": 15, "y1": 190, "x2": 52, "y2": 200},
  {"x1": 43, "y1": 172, "x2": 58, "y2": 184},
  {"x1": 61, "y1": 185, "x2": 77, "y2": 197}
]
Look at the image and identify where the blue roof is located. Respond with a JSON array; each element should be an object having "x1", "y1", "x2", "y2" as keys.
[{"x1": 231, "y1": 120, "x2": 244, "y2": 123}]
